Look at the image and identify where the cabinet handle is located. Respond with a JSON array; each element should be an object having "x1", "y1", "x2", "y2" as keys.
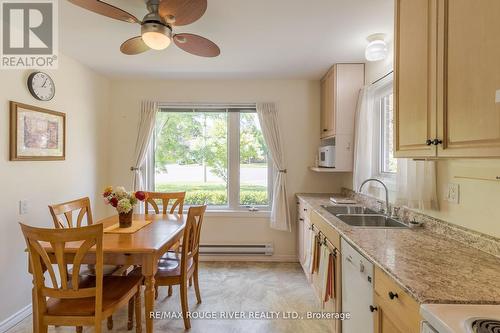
[
  {"x1": 369, "y1": 305, "x2": 378, "y2": 312},
  {"x1": 426, "y1": 139, "x2": 433, "y2": 146},
  {"x1": 432, "y1": 138, "x2": 443, "y2": 145},
  {"x1": 303, "y1": 208, "x2": 307, "y2": 212},
  {"x1": 388, "y1": 291, "x2": 399, "y2": 300},
  {"x1": 299, "y1": 218, "x2": 304, "y2": 221},
  {"x1": 323, "y1": 129, "x2": 328, "y2": 132}
]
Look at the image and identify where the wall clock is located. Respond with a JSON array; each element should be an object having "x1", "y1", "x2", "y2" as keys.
[{"x1": 27, "y1": 71, "x2": 55, "y2": 101}]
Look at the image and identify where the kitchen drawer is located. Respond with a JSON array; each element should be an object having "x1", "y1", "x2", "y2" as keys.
[
  {"x1": 310, "y1": 211, "x2": 340, "y2": 250},
  {"x1": 374, "y1": 267, "x2": 421, "y2": 333}
]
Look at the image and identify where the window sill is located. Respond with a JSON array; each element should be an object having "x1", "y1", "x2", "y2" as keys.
[{"x1": 203, "y1": 210, "x2": 271, "y2": 218}]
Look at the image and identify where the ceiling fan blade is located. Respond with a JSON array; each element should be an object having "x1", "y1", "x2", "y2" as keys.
[
  {"x1": 159, "y1": 0, "x2": 207, "y2": 26},
  {"x1": 174, "y1": 33, "x2": 220, "y2": 57},
  {"x1": 120, "y1": 36, "x2": 150, "y2": 55},
  {"x1": 68, "y1": 0, "x2": 140, "y2": 23}
]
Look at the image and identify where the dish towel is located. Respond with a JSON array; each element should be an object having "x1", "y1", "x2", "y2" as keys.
[
  {"x1": 324, "y1": 252, "x2": 336, "y2": 302},
  {"x1": 319, "y1": 244, "x2": 330, "y2": 307},
  {"x1": 310, "y1": 234, "x2": 319, "y2": 274},
  {"x1": 303, "y1": 223, "x2": 313, "y2": 271}
]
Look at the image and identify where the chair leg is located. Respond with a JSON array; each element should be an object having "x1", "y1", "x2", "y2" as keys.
[
  {"x1": 135, "y1": 293, "x2": 142, "y2": 333},
  {"x1": 180, "y1": 281, "x2": 191, "y2": 329},
  {"x1": 107, "y1": 316, "x2": 113, "y2": 330},
  {"x1": 154, "y1": 285, "x2": 159, "y2": 300},
  {"x1": 76, "y1": 326, "x2": 83, "y2": 333},
  {"x1": 40, "y1": 325, "x2": 48, "y2": 333},
  {"x1": 168, "y1": 285, "x2": 173, "y2": 297},
  {"x1": 127, "y1": 297, "x2": 134, "y2": 330},
  {"x1": 194, "y1": 267, "x2": 202, "y2": 304}
]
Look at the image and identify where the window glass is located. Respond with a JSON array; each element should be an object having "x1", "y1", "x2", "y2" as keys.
[{"x1": 239, "y1": 112, "x2": 269, "y2": 206}]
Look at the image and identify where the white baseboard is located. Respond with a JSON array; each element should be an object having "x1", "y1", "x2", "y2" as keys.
[
  {"x1": 0, "y1": 304, "x2": 32, "y2": 333},
  {"x1": 199, "y1": 254, "x2": 298, "y2": 262}
]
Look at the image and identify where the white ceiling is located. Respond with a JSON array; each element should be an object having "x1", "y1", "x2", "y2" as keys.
[{"x1": 60, "y1": 0, "x2": 394, "y2": 79}]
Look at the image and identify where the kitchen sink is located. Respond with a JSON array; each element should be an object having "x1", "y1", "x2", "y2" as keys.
[
  {"x1": 321, "y1": 205, "x2": 377, "y2": 215},
  {"x1": 335, "y1": 214, "x2": 409, "y2": 229}
]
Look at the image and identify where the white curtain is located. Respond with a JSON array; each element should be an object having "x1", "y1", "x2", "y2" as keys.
[
  {"x1": 131, "y1": 101, "x2": 158, "y2": 191},
  {"x1": 352, "y1": 86, "x2": 375, "y2": 191},
  {"x1": 396, "y1": 159, "x2": 439, "y2": 210},
  {"x1": 257, "y1": 102, "x2": 291, "y2": 232}
]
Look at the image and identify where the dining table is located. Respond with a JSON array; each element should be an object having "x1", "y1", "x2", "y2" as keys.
[{"x1": 30, "y1": 213, "x2": 186, "y2": 333}]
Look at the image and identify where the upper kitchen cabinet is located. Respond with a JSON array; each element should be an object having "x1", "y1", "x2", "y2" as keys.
[
  {"x1": 394, "y1": 0, "x2": 437, "y2": 158},
  {"x1": 436, "y1": 0, "x2": 500, "y2": 157},
  {"x1": 395, "y1": 0, "x2": 500, "y2": 158},
  {"x1": 320, "y1": 64, "x2": 365, "y2": 140}
]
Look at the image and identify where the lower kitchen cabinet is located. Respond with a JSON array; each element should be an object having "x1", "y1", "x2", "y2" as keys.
[{"x1": 373, "y1": 267, "x2": 421, "y2": 333}]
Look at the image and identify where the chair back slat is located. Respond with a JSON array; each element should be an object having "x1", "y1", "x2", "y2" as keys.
[
  {"x1": 20, "y1": 223, "x2": 103, "y2": 306},
  {"x1": 181, "y1": 205, "x2": 206, "y2": 271},
  {"x1": 49, "y1": 197, "x2": 93, "y2": 228},
  {"x1": 145, "y1": 192, "x2": 186, "y2": 214}
]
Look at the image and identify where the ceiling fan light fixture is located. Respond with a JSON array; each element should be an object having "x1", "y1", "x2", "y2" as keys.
[
  {"x1": 365, "y1": 33, "x2": 388, "y2": 62},
  {"x1": 141, "y1": 21, "x2": 172, "y2": 50}
]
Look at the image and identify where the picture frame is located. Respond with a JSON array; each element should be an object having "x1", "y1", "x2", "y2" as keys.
[{"x1": 9, "y1": 101, "x2": 66, "y2": 161}]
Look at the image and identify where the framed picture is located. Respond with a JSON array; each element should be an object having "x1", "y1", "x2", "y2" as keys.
[{"x1": 9, "y1": 101, "x2": 66, "y2": 161}]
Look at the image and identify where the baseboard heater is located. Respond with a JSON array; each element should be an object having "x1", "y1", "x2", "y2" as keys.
[{"x1": 199, "y1": 243, "x2": 274, "y2": 256}]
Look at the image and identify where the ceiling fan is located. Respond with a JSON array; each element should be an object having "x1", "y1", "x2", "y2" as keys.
[{"x1": 68, "y1": 0, "x2": 220, "y2": 57}]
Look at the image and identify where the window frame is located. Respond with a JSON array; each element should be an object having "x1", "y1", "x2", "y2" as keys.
[
  {"x1": 371, "y1": 77, "x2": 397, "y2": 188},
  {"x1": 145, "y1": 106, "x2": 273, "y2": 213}
]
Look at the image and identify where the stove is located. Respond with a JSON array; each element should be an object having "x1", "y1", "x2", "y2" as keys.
[
  {"x1": 420, "y1": 304, "x2": 500, "y2": 333},
  {"x1": 468, "y1": 318, "x2": 500, "y2": 333}
]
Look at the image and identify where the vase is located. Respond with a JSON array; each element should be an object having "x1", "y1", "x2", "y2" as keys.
[{"x1": 118, "y1": 211, "x2": 133, "y2": 228}]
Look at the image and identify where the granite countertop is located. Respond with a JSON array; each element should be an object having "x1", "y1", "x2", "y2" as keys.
[{"x1": 296, "y1": 193, "x2": 500, "y2": 304}]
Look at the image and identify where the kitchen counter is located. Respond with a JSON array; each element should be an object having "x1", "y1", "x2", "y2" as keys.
[{"x1": 297, "y1": 193, "x2": 500, "y2": 304}]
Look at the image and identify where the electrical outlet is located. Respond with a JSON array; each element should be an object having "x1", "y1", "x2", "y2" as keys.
[
  {"x1": 496, "y1": 89, "x2": 500, "y2": 103},
  {"x1": 445, "y1": 183, "x2": 460, "y2": 204},
  {"x1": 19, "y1": 200, "x2": 29, "y2": 215}
]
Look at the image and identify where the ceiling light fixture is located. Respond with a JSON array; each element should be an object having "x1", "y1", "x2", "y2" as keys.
[
  {"x1": 141, "y1": 21, "x2": 172, "y2": 50},
  {"x1": 365, "y1": 33, "x2": 387, "y2": 62}
]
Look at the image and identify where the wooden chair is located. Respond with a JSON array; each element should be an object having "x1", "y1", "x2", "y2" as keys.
[
  {"x1": 20, "y1": 223, "x2": 142, "y2": 333},
  {"x1": 48, "y1": 197, "x2": 123, "y2": 330},
  {"x1": 144, "y1": 191, "x2": 186, "y2": 214},
  {"x1": 155, "y1": 205, "x2": 207, "y2": 329},
  {"x1": 49, "y1": 197, "x2": 93, "y2": 229},
  {"x1": 145, "y1": 191, "x2": 187, "y2": 295}
]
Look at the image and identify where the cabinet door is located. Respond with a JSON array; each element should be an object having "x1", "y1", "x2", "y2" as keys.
[
  {"x1": 394, "y1": 0, "x2": 438, "y2": 157},
  {"x1": 297, "y1": 215, "x2": 305, "y2": 265},
  {"x1": 437, "y1": 0, "x2": 500, "y2": 157},
  {"x1": 374, "y1": 303, "x2": 405, "y2": 333},
  {"x1": 321, "y1": 68, "x2": 336, "y2": 138}
]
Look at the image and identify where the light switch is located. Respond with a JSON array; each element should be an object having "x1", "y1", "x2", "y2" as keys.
[
  {"x1": 19, "y1": 200, "x2": 29, "y2": 215},
  {"x1": 496, "y1": 89, "x2": 500, "y2": 103}
]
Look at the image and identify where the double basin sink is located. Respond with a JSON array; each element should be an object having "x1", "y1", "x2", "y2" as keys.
[{"x1": 321, "y1": 205, "x2": 408, "y2": 229}]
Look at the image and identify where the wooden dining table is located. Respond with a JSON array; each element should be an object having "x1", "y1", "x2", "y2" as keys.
[{"x1": 32, "y1": 213, "x2": 186, "y2": 333}]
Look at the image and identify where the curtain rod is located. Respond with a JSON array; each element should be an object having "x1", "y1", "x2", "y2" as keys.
[
  {"x1": 158, "y1": 102, "x2": 257, "y2": 109},
  {"x1": 371, "y1": 70, "x2": 394, "y2": 85}
]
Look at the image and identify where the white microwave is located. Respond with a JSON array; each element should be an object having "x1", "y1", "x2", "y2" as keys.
[{"x1": 319, "y1": 145, "x2": 335, "y2": 168}]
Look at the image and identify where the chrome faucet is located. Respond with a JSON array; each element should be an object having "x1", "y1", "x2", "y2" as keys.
[{"x1": 359, "y1": 178, "x2": 390, "y2": 217}]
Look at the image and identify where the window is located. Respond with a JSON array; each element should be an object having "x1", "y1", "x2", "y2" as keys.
[
  {"x1": 150, "y1": 107, "x2": 271, "y2": 210},
  {"x1": 373, "y1": 79, "x2": 397, "y2": 179},
  {"x1": 379, "y1": 91, "x2": 396, "y2": 174}
]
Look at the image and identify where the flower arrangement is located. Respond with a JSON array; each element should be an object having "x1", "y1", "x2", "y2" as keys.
[{"x1": 103, "y1": 186, "x2": 147, "y2": 227}]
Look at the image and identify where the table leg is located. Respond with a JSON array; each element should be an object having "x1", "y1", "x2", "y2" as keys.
[{"x1": 142, "y1": 255, "x2": 157, "y2": 333}]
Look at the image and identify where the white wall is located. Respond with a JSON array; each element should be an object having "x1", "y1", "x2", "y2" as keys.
[
  {"x1": 0, "y1": 54, "x2": 110, "y2": 323},
  {"x1": 365, "y1": 40, "x2": 500, "y2": 238},
  {"x1": 107, "y1": 79, "x2": 351, "y2": 260}
]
